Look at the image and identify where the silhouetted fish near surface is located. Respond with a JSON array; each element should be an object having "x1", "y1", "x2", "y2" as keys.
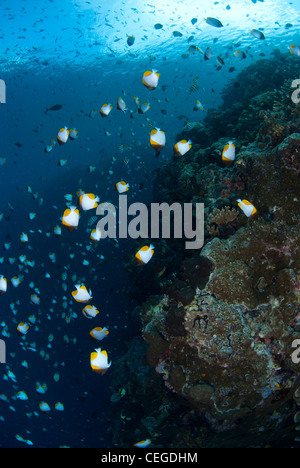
[
  {"x1": 205, "y1": 17, "x2": 223, "y2": 28},
  {"x1": 44, "y1": 104, "x2": 63, "y2": 114},
  {"x1": 127, "y1": 35, "x2": 135, "y2": 46}
]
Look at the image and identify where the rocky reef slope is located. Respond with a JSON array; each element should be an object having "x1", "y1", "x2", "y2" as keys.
[{"x1": 110, "y1": 54, "x2": 300, "y2": 448}]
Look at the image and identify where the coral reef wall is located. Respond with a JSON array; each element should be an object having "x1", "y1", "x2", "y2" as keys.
[{"x1": 111, "y1": 54, "x2": 300, "y2": 448}]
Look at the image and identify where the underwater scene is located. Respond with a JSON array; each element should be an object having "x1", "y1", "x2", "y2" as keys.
[{"x1": 0, "y1": 0, "x2": 300, "y2": 450}]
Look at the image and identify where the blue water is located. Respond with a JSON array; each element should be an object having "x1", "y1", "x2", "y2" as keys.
[{"x1": 0, "y1": 0, "x2": 300, "y2": 448}]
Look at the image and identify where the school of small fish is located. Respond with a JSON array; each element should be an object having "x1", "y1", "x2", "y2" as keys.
[{"x1": 0, "y1": 0, "x2": 299, "y2": 448}]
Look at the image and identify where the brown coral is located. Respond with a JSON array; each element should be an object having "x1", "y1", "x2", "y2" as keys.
[
  {"x1": 258, "y1": 109, "x2": 288, "y2": 148},
  {"x1": 131, "y1": 132, "x2": 300, "y2": 426},
  {"x1": 208, "y1": 206, "x2": 239, "y2": 226},
  {"x1": 207, "y1": 206, "x2": 239, "y2": 238}
]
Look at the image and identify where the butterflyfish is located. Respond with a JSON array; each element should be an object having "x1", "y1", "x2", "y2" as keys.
[
  {"x1": 72, "y1": 284, "x2": 93, "y2": 303},
  {"x1": 90, "y1": 348, "x2": 111, "y2": 374},
  {"x1": 222, "y1": 141, "x2": 235, "y2": 165},
  {"x1": 89, "y1": 327, "x2": 109, "y2": 341},
  {"x1": 82, "y1": 305, "x2": 99, "y2": 319},
  {"x1": 237, "y1": 199, "x2": 257, "y2": 218},
  {"x1": 116, "y1": 181, "x2": 129, "y2": 193},
  {"x1": 62, "y1": 206, "x2": 80, "y2": 232},
  {"x1": 57, "y1": 127, "x2": 69, "y2": 145},
  {"x1": 78, "y1": 193, "x2": 100, "y2": 211},
  {"x1": 173, "y1": 139, "x2": 192, "y2": 157},
  {"x1": 100, "y1": 103, "x2": 113, "y2": 117},
  {"x1": 142, "y1": 69, "x2": 160, "y2": 90},
  {"x1": 135, "y1": 244, "x2": 155, "y2": 265},
  {"x1": 150, "y1": 128, "x2": 166, "y2": 156}
]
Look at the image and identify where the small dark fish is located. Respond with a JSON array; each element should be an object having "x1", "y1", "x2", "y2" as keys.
[
  {"x1": 189, "y1": 83, "x2": 199, "y2": 93},
  {"x1": 154, "y1": 23, "x2": 163, "y2": 29},
  {"x1": 251, "y1": 29, "x2": 265, "y2": 40},
  {"x1": 184, "y1": 121, "x2": 195, "y2": 130},
  {"x1": 45, "y1": 104, "x2": 63, "y2": 114},
  {"x1": 235, "y1": 50, "x2": 247, "y2": 59},
  {"x1": 15, "y1": 142, "x2": 22, "y2": 147},
  {"x1": 161, "y1": 109, "x2": 167, "y2": 115},
  {"x1": 188, "y1": 45, "x2": 199, "y2": 54},
  {"x1": 285, "y1": 23, "x2": 293, "y2": 29},
  {"x1": 229, "y1": 67, "x2": 235, "y2": 72},
  {"x1": 127, "y1": 35, "x2": 135, "y2": 46},
  {"x1": 173, "y1": 31, "x2": 183, "y2": 37},
  {"x1": 217, "y1": 55, "x2": 225, "y2": 66},
  {"x1": 204, "y1": 46, "x2": 212, "y2": 60},
  {"x1": 205, "y1": 17, "x2": 223, "y2": 28}
]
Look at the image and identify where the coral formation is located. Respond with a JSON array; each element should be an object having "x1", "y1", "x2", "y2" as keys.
[
  {"x1": 207, "y1": 206, "x2": 239, "y2": 238},
  {"x1": 200, "y1": 53, "x2": 300, "y2": 146},
  {"x1": 111, "y1": 53, "x2": 300, "y2": 448}
]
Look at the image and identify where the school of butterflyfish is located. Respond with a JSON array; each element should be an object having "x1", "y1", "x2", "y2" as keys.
[
  {"x1": 2, "y1": 7, "x2": 298, "y2": 445},
  {"x1": 1, "y1": 66, "x2": 259, "y2": 447},
  {"x1": 0, "y1": 71, "x2": 163, "y2": 447}
]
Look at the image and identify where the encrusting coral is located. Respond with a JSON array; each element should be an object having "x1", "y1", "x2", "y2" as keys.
[{"x1": 207, "y1": 206, "x2": 239, "y2": 237}]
